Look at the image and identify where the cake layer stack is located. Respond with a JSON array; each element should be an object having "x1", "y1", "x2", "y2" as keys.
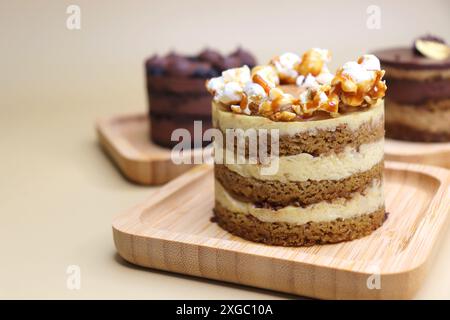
[
  {"x1": 206, "y1": 50, "x2": 388, "y2": 246},
  {"x1": 212, "y1": 101, "x2": 386, "y2": 246},
  {"x1": 147, "y1": 75, "x2": 211, "y2": 147},
  {"x1": 375, "y1": 45, "x2": 450, "y2": 142},
  {"x1": 145, "y1": 49, "x2": 256, "y2": 148}
]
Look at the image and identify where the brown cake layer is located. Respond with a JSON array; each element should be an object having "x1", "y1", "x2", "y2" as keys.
[
  {"x1": 150, "y1": 113, "x2": 212, "y2": 148},
  {"x1": 386, "y1": 122, "x2": 450, "y2": 142},
  {"x1": 215, "y1": 162, "x2": 383, "y2": 207},
  {"x1": 213, "y1": 202, "x2": 386, "y2": 246},
  {"x1": 386, "y1": 97, "x2": 450, "y2": 111},
  {"x1": 147, "y1": 75, "x2": 208, "y2": 94},
  {"x1": 149, "y1": 93, "x2": 212, "y2": 117},
  {"x1": 386, "y1": 77, "x2": 450, "y2": 104},
  {"x1": 146, "y1": 48, "x2": 257, "y2": 148},
  {"x1": 218, "y1": 119, "x2": 384, "y2": 157},
  {"x1": 383, "y1": 66, "x2": 450, "y2": 81},
  {"x1": 385, "y1": 98, "x2": 450, "y2": 142}
]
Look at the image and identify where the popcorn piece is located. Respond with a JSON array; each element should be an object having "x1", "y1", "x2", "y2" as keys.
[
  {"x1": 243, "y1": 82, "x2": 267, "y2": 99},
  {"x1": 291, "y1": 104, "x2": 302, "y2": 115},
  {"x1": 217, "y1": 81, "x2": 243, "y2": 105},
  {"x1": 222, "y1": 65, "x2": 251, "y2": 86},
  {"x1": 251, "y1": 65, "x2": 279, "y2": 90},
  {"x1": 358, "y1": 54, "x2": 381, "y2": 71},
  {"x1": 269, "y1": 88, "x2": 296, "y2": 110},
  {"x1": 341, "y1": 61, "x2": 375, "y2": 84},
  {"x1": 320, "y1": 91, "x2": 340, "y2": 114},
  {"x1": 299, "y1": 85, "x2": 339, "y2": 114},
  {"x1": 268, "y1": 87, "x2": 284, "y2": 100},
  {"x1": 239, "y1": 93, "x2": 252, "y2": 115},
  {"x1": 296, "y1": 74, "x2": 320, "y2": 89},
  {"x1": 332, "y1": 55, "x2": 386, "y2": 107},
  {"x1": 241, "y1": 83, "x2": 267, "y2": 115},
  {"x1": 364, "y1": 70, "x2": 387, "y2": 105},
  {"x1": 297, "y1": 48, "x2": 331, "y2": 77},
  {"x1": 299, "y1": 89, "x2": 310, "y2": 105},
  {"x1": 252, "y1": 74, "x2": 272, "y2": 94},
  {"x1": 209, "y1": 65, "x2": 253, "y2": 106},
  {"x1": 313, "y1": 48, "x2": 332, "y2": 62},
  {"x1": 206, "y1": 76, "x2": 225, "y2": 94},
  {"x1": 271, "y1": 52, "x2": 301, "y2": 84},
  {"x1": 318, "y1": 91, "x2": 328, "y2": 104},
  {"x1": 315, "y1": 70, "x2": 334, "y2": 85}
]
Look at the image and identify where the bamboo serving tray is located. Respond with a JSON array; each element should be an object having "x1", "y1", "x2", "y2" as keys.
[
  {"x1": 113, "y1": 161, "x2": 450, "y2": 299},
  {"x1": 96, "y1": 113, "x2": 211, "y2": 185},
  {"x1": 385, "y1": 139, "x2": 450, "y2": 169}
]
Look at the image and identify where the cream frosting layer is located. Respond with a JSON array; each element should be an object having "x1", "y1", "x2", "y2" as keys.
[
  {"x1": 212, "y1": 99, "x2": 384, "y2": 136},
  {"x1": 386, "y1": 101, "x2": 450, "y2": 133},
  {"x1": 222, "y1": 139, "x2": 384, "y2": 182},
  {"x1": 215, "y1": 179, "x2": 384, "y2": 224}
]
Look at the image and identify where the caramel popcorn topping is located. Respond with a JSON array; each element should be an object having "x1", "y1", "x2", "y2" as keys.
[
  {"x1": 297, "y1": 48, "x2": 331, "y2": 77},
  {"x1": 206, "y1": 49, "x2": 386, "y2": 122},
  {"x1": 332, "y1": 57, "x2": 387, "y2": 107},
  {"x1": 252, "y1": 74, "x2": 272, "y2": 94}
]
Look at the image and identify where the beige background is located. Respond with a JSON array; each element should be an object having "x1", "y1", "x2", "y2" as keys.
[{"x1": 0, "y1": 0, "x2": 449, "y2": 299}]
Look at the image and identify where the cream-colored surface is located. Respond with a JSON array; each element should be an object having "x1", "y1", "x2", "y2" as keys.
[
  {"x1": 0, "y1": 0, "x2": 449, "y2": 300},
  {"x1": 215, "y1": 180, "x2": 384, "y2": 224},
  {"x1": 386, "y1": 101, "x2": 450, "y2": 133},
  {"x1": 224, "y1": 139, "x2": 384, "y2": 182},
  {"x1": 213, "y1": 100, "x2": 384, "y2": 135}
]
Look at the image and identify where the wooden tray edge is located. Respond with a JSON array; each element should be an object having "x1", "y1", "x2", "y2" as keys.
[
  {"x1": 112, "y1": 162, "x2": 450, "y2": 299},
  {"x1": 96, "y1": 116, "x2": 197, "y2": 185}
]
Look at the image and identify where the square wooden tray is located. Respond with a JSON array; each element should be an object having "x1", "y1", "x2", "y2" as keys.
[
  {"x1": 96, "y1": 113, "x2": 210, "y2": 185},
  {"x1": 112, "y1": 161, "x2": 450, "y2": 299}
]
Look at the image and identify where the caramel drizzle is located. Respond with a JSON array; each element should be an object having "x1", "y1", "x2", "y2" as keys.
[{"x1": 252, "y1": 74, "x2": 272, "y2": 94}]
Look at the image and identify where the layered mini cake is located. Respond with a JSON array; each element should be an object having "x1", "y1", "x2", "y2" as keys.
[
  {"x1": 206, "y1": 49, "x2": 387, "y2": 246},
  {"x1": 374, "y1": 36, "x2": 450, "y2": 142},
  {"x1": 146, "y1": 48, "x2": 256, "y2": 148}
]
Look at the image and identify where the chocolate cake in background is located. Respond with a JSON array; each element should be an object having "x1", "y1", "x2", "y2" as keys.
[
  {"x1": 145, "y1": 48, "x2": 256, "y2": 148},
  {"x1": 373, "y1": 35, "x2": 450, "y2": 142}
]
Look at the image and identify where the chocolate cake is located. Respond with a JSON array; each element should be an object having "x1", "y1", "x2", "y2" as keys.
[
  {"x1": 206, "y1": 49, "x2": 387, "y2": 246},
  {"x1": 145, "y1": 48, "x2": 256, "y2": 148},
  {"x1": 374, "y1": 36, "x2": 450, "y2": 142}
]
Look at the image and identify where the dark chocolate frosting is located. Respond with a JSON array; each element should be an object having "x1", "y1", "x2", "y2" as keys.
[
  {"x1": 386, "y1": 78, "x2": 450, "y2": 104},
  {"x1": 373, "y1": 47, "x2": 450, "y2": 70},
  {"x1": 145, "y1": 47, "x2": 257, "y2": 78}
]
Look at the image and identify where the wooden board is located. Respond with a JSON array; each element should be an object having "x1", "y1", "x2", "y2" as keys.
[
  {"x1": 385, "y1": 139, "x2": 450, "y2": 169},
  {"x1": 96, "y1": 113, "x2": 211, "y2": 185},
  {"x1": 112, "y1": 161, "x2": 450, "y2": 299}
]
